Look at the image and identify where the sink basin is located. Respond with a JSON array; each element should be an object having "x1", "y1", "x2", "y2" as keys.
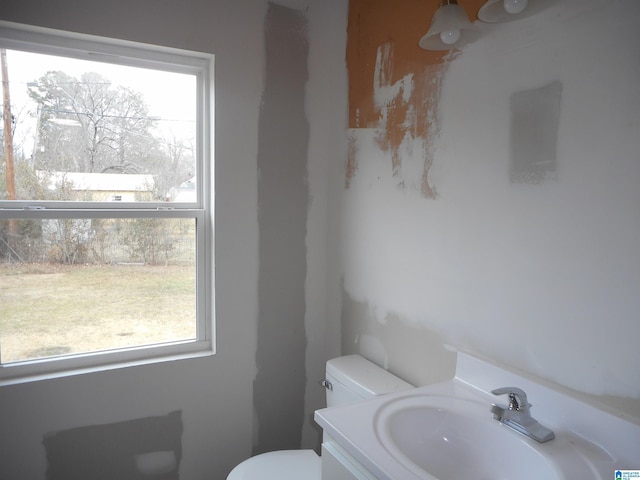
[
  {"x1": 315, "y1": 352, "x2": 632, "y2": 480},
  {"x1": 374, "y1": 394, "x2": 608, "y2": 480}
]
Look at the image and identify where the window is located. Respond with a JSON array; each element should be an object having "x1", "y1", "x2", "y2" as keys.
[{"x1": 0, "y1": 22, "x2": 213, "y2": 383}]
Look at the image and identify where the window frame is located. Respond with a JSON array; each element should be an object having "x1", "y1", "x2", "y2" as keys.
[{"x1": 0, "y1": 21, "x2": 215, "y2": 385}]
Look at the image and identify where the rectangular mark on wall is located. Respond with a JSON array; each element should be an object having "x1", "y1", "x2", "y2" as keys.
[
  {"x1": 43, "y1": 411, "x2": 182, "y2": 480},
  {"x1": 510, "y1": 81, "x2": 563, "y2": 184}
]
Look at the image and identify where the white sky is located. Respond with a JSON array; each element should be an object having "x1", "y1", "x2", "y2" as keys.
[{"x1": 4, "y1": 49, "x2": 197, "y2": 156}]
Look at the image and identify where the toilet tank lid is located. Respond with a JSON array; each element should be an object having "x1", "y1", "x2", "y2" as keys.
[{"x1": 326, "y1": 355, "x2": 413, "y2": 398}]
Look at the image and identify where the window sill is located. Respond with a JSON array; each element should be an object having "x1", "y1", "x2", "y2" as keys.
[{"x1": 0, "y1": 346, "x2": 214, "y2": 387}]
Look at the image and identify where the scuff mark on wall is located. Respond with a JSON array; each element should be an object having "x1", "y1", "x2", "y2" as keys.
[{"x1": 345, "y1": 131, "x2": 358, "y2": 189}]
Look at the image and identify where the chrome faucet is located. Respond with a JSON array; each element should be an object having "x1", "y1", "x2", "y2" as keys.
[{"x1": 491, "y1": 387, "x2": 555, "y2": 443}]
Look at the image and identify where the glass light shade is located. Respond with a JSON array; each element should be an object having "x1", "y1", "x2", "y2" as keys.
[
  {"x1": 504, "y1": 0, "x2": 528, "y2": 14},
  {"x1": 478, "y1": 0, "x2": 552, "y2": 23},
  {"x1": 419, "y1": 2, "x2": 474, "y2": 51},
  {"x1": 440, "y1": 29, "x2": 461, "y2": 45}
]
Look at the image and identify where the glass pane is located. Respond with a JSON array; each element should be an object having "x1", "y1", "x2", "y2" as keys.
[
  {"x1": 0, "y1": 217, "x2": 196, "y2": 364},
  {"x1": 0, "y1": 49, "x2": 197, "y2": 203}
]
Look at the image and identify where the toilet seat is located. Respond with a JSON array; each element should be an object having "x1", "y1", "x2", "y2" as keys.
[{"x1": 226, "y1": 449, "x2": 321, "y2": 480}]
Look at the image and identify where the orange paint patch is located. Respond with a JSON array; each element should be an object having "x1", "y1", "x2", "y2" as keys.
[{"x1": 346, "y1": 0, "x2": 484, "y2": 197}]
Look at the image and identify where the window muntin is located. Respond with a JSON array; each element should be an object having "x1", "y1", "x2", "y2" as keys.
[{"x1": 0, "y1": 23, "x2": 212, "y2": 383}]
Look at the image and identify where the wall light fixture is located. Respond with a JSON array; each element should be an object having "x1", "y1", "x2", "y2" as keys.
[
  {"x1": 419, "y1": 0, "x2": 477, "y2": 51},
  {"x1": 478, "y1": 0, "x2": 552, "y2": 23}
]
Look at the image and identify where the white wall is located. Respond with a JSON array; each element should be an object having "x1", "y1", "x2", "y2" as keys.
[
  {"x1": 342, "y1": 0, "x2": 640, "y2": 420},
  {"x1": 0, "y1": 0, "x2": 347, "y2": 478}
]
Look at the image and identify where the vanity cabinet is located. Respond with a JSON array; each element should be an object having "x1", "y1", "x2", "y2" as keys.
[{"x1": 321, "y1": 437, "x2": 377, "y2": 480}]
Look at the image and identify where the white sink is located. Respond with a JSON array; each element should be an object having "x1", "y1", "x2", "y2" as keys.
[
  {"x1": 315, "y1": 352, "x2": 639, "y2": 480},
  {"x1": 374, "y1": 393, "x2": 608, "y2": 480}
]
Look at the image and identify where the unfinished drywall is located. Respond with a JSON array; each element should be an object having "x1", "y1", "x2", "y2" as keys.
[
  {"x1": 300, "y1": 0, "x2": 349, "y2": 452},
  {"x1": 0, "y1": 1, "x2": 349, "y2": 478},
  {"x1": 0, "y1": 0, "x2": 347, "y2": 478},
  {"x1": 0, "y1": 2, "x2": 264, "y2": 477},
  {"x1": 253, "y1": 2, "x2": 310, "y2": 454},
  {"x1": 341, "y1": 291, "x2": 456, "y2": 387},
  {"x1": 43, "y1": 411, "x2": 182, "y2": 480},
  {"x1": 342, "y1": 0, "x2": 640, "y2": 420}
]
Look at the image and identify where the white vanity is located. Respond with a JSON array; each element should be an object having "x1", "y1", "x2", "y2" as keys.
[{"x1": 315, "y1": 352, "x2": 640, "y2": 480}]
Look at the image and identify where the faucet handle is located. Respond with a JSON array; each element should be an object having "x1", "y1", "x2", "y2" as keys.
[{"x1": 491, "y1": 387, "x2": 531, "y2": 414}]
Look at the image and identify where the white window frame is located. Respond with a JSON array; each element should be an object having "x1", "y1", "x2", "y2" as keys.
[{"x1": 0, "y1": 21, "x2": 215, "y2": 385}]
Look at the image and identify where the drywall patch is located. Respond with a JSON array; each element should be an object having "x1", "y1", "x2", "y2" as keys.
[
  {"x1": 510, "y1": 81, "x2": 563, "y2": 183},
  {"x1": 43, "y1": 411, "x2": 182, "y2": 480},
  {"x1": 341, "y1": 289, "x2": 457, "y2": 387},
  {"x1": 253, "y1": 2, "x2": 309, "y2": 455}
]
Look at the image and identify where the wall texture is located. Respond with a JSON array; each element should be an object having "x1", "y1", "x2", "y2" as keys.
[
  {"x1": 343, "y1": 0, "x2": 640, "y2": 421},
  {"x1": 0, "y1": 0, "x2": 347, "y2": 478}
]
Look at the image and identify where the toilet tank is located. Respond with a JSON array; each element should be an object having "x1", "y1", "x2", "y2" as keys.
[{"x1": 324, "y1": 355, "x2": 413, "y2": 407}]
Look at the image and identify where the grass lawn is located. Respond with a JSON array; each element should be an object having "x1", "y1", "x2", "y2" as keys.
[{"x1": 0, "y1": 263, "x2": 196, "y2": 363}]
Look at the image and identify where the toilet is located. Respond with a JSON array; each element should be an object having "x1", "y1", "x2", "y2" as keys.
[{"x1": 227, "y1": 355, "x2": 413, "y2": 480}]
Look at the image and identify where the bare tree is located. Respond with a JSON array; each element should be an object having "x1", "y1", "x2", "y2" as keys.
[{"x1": 27, "y1": 71, "x2": 158, "y2": 175}]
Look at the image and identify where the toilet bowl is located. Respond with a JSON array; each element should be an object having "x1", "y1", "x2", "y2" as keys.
[
  {"x1": 227, "y1": 450, "x2": 320, "y2": 480},
  {"x1": 226, "y1": 355, "x2": 413, "y2": 480}
]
